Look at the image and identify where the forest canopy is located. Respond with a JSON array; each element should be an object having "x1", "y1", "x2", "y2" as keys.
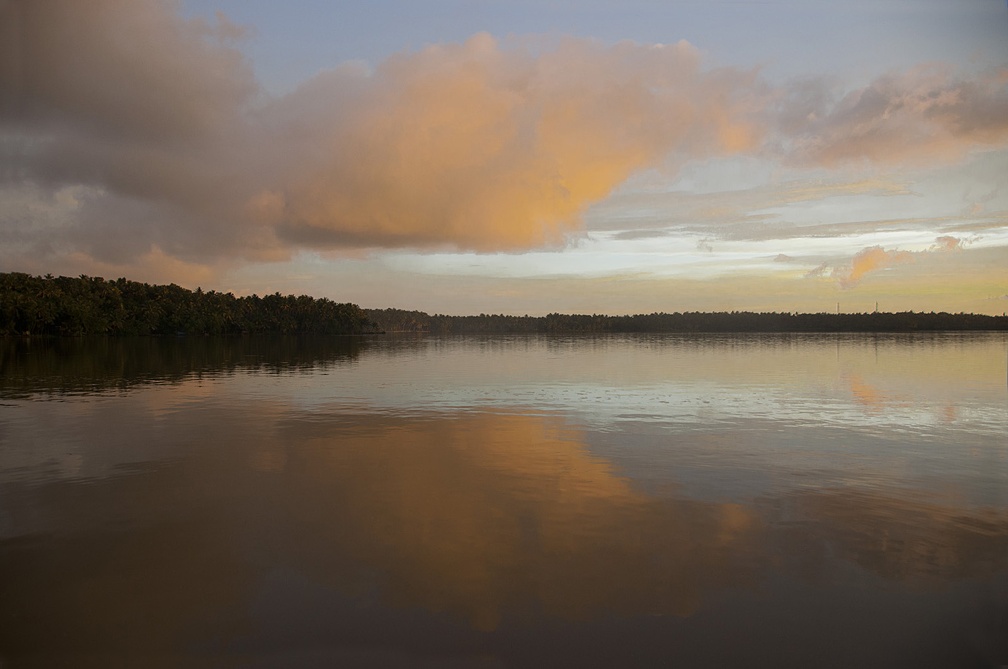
[
  {"x1": 2, "y1": 272, "x2": 1006, "y2": 336},
  {"x1": 0, "y1": 273, "x2": 372, "y2": 336}
]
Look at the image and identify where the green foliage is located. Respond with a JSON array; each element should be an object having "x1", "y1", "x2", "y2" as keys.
[{"x1": 0, "y1": 273, "x2": 373, "y2": 336}]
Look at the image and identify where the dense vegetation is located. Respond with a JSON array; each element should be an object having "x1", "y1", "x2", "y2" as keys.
[
  {"x1": 3, "y1": 272, "x2": 1006, "y2": 336},
  {"x1": 365, "y1": 308, "x2": 1008, "y2": 334},
  {"x1": 0, "y1": 273, "x2": 373, "y2": 336}
]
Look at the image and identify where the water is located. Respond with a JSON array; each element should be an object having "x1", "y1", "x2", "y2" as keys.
[{"x1": 1, "y1": 333, "x2": 1006, "y2": 667}]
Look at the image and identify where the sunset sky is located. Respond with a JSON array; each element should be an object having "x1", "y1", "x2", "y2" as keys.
[{"x1": 2, "y1": 0, "x2": 1007, "y2": 314}]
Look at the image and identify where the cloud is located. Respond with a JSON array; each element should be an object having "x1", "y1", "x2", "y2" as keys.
[
  {"x1": 0, "y1": 1, "x2": 763, "y2": 272},
  {"x1": 930, "y1": 235, "x2": 962, "y2": 252},
  {"x1": 836, "y1": 245, "x2": 914, "y2": 289},
  {"x1": 0, "y1": 0, "x2": 254, "y2": 141},
  {"x1": 2, "y1": 0, "x2": 1006, "y2": 285},
  {"x1": 828, "y1": 235, "x2": 964, "y2": 289},
  {"x1": 780, "y1": 66, "x2": 1008, "y2": 166},
  {"x1": 260, "y1": 34, "x2": 762, "y2": 251},
  {"x1": 0, "y1": 0, "x2": 267, "y2": 274},
  {"x1": 804, "y1": 261, "x2": 829, "y2": 279}
]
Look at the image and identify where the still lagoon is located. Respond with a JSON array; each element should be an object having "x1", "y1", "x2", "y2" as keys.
[{"x1": 1, "y1": 333, "x2": 1006, "y2": 667}]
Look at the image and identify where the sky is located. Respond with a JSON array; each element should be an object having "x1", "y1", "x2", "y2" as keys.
[{"x1": 1, "y1": 0, "x2": 1007, "y2": 315}]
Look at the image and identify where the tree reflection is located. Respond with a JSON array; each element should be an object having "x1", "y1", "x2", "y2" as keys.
[{"x1": 0, "y1": 335, "x2": 364, "y2": 398}]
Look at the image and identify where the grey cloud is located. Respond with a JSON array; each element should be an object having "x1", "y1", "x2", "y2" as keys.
[
  {"x1": 1, "y1": 0, "x2": 1007, "y2": 284},
  {"x1": 780, "y1": 67, "x2": 1008, "y2": 165},
  {"x1": 0, "y1": 0, "x2": 255, "y2": 142},
  {"x1": 0, "y1": 0, "x2": 272, "y2": 273},
  {"x1": 587, "y1": 176, "x2": 921, "y2": 242},
  {"x1": 1, "y1": 3, "x2": 764, "y2": 272},
  {"x1": 803, "y1": 262, "x2": 829, "y2": 279},
  {"x1": 610, "y1": 229, "x2": 671, "y2": 241}
]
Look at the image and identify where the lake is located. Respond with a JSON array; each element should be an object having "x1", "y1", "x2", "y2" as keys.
[{"x1": 1, "y1": 333, "x2": 1006, "y2": 667}]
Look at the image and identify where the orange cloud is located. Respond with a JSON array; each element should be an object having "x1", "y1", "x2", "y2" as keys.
[
  {"x1": 825, "y1": 236, "x2": 965, "y2": 289},
  {"x1": 266, "y1": 35, "x2": 763, "y2": 251},
  {"x1": 3, "y1": 0, "x2": 1007, "y2": 279},
  {"x1": 2, "y1": 1, "x2": 764, "y2": 264},
  {"x1": 836, "y1": 245, "x2": 915, "y2": 289}
]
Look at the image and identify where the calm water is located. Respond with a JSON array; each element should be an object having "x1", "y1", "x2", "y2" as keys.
[{"x1": 1, "y1": 333, "x2": 1006, "y2": 668}]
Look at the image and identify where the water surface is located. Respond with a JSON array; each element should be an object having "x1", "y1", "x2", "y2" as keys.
[{"x1": 1, "y1": 333, "x2": 1006, "y2": 667}]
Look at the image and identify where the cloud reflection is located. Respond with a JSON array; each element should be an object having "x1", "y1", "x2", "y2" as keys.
[
  {"x1": 273, "y1": 411, "x2": 764, "y2": 630},
  {"x1": 1, "y1": 404, "x2": 1006, "y2": 662}
]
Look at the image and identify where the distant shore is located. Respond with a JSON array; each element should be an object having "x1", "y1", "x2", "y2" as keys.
[
  {"x1": 3, "y1": 272, "x2": 1006, "y2": 336},
  {"x1": 364, "y1": 308, "x2": 1008, "y2": 335}
]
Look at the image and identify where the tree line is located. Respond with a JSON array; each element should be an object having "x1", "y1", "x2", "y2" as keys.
[
  {"x1": 365, "y1": 308, "x2": 1008, "y2": 334},
  {"x1": 3, "y1": 272, "x2": 1006, "y2": 336},
  {"x1": 1, "y1": 273, "x2": 373, "y2": 336}
]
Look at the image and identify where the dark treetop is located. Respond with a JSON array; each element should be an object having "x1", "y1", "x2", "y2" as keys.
[
  {"x1": 0, "y1": 273, "x2": 372, "y2": 336},
  {"x1": 2, "y1": 272, "x2": 1006, "y2": 336},
  {"x1": 364, "y1": 307, "x2": 1008, "y2": 334}
]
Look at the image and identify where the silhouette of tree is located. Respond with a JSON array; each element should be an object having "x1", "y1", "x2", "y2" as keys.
[{"x1": 1, "y1": 273, "x2": 374, "y2": 336}]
